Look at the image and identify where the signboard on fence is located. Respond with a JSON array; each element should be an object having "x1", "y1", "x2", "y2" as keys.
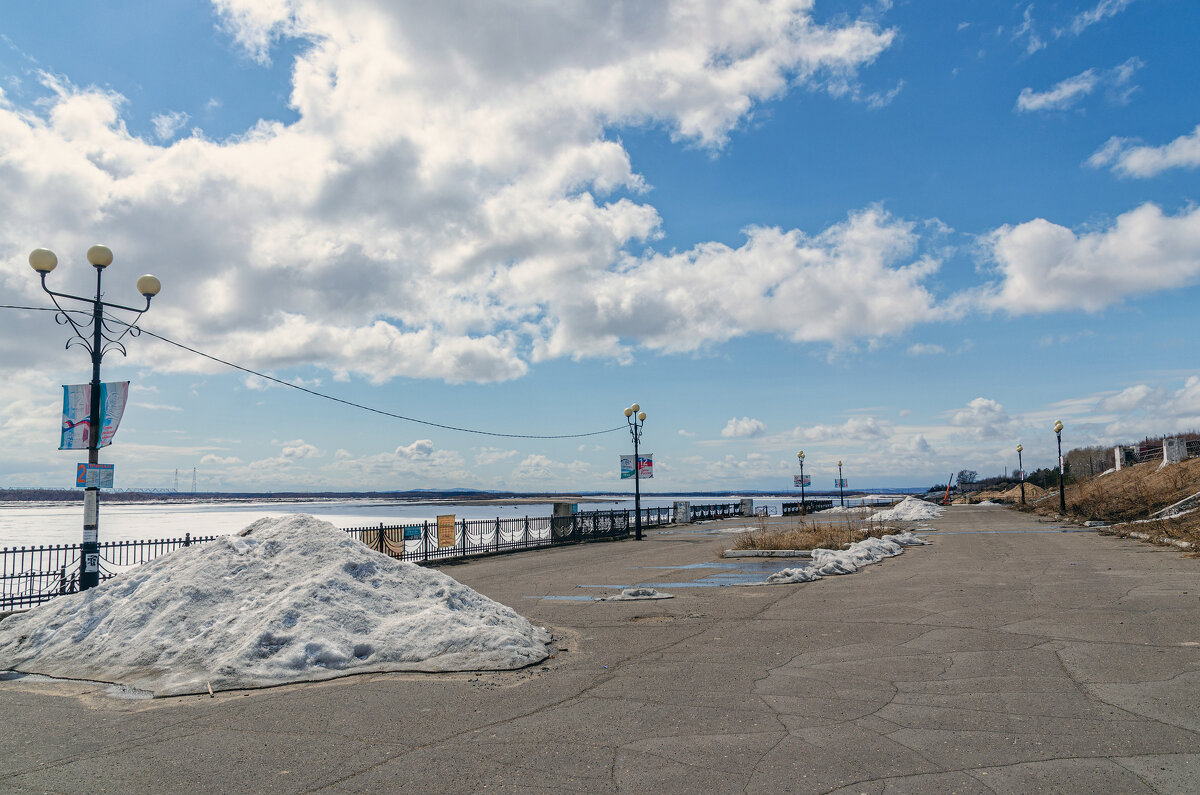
[
  {"x1": 620, "y1": 454, "x2": 653, "y2": 479},
  {"x1": 403, "y1": 526, "x2": 422, "y2": 541},
  {"x1": 437, "y1": 515, "x2": 456, "y2": 548},
  {"x1": 60, "y1": 382, "x2": 129, "y2": 450},
  {"x1": 794, "y1": 475, "x2": 811, "y2": 487},
  {"x1": 834, "y1": 478, "x2": 848, "y2": 488},
  {"x1": 75, "y1": 463, "x2": 115, "y2": 489}
]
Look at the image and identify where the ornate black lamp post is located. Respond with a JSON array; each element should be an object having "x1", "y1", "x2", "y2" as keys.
[
  {"x1": 837, "y1": 459, "x2": 845, "y2": 508},
  {"x1": 796, "y1": 450, "x2": 806, "y2": 513},
  {"x1": 1016, "y1": 443, "x2": 1026, "y2": 505},
  {"x1": 624, "y1": 402, "x2": 647, "y2": 541},
  {"x1": 1054, "y1": 420, "x2": 1066, "y2": 513},
  {"x1": 29, "y1": 245, "x2": 161, "y2": 591}
]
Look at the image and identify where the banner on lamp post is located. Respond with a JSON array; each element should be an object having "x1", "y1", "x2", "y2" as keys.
[
  {"x1": 834, "y1": 478, "x2": 848, "y2": 488},
  {"x1": 620, "y1": 454, "x2": 653, "y2": 479},
  {"x1": 794, "y1": 475, "x2": 811, "y2": 487},
  {"x1": 59, "y1": 382, "x2": 129, "y2": 450}
]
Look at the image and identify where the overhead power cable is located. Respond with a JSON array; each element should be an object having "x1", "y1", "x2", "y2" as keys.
[{"x1": 2, "y1": 304, "x2": 624, "y2": 440}]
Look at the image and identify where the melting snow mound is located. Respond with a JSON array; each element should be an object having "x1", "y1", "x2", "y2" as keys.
[
  {"x1": 870, "y1": 497, "x2": 944, "y2": 522},
  {"x1": 0, "y1": 514, "x2": 551, "y2": 696},
  {"x1": 765, "y1": 531, "x2": 929, "y2": 583},
  {"x1": 765, "y1": 566, "x2": 822, "y2": 584},
  {"x1": 601, "y1": 587, "x2": 674, "y2": 601}
]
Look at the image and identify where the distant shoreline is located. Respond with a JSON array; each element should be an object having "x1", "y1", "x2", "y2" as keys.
[{"x1": 0, "y1": 488, "x2": 924, "y2": 506}]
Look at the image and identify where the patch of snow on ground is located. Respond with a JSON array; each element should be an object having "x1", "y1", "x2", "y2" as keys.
[
  {"x1": 817, "y1": 506, "x2": 872, "y2": 514},
  {"x1": 601, "y1": 587, "x2": 674, "y2": 601},
  {"x1": 0, "y1": 514, "x2": 551, "y2": 696},
  {"x1": 976, "y1": 500, "x2": 999, "y2": 506},
  {"x1": 763, "y1": 531, "x2": 929, "y2": 584},
  {"x1": 888, "y1": 531, "x2": 931, "y2": 546},
  {"x1": 765, "y1": 566, "x2": 822, "y2": 584},
  {"x1": 869, "y1": 497, "x2": 944, "y2": 522}
]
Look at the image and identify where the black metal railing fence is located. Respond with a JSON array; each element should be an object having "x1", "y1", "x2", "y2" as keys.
[
  {"x1": 781, "y1": 499, "x2": 835, "y2": 516},
  {"x1": 1, "y1": 533, "x2": 215, "y2": 612},
  {"x1": 688, "y1": 502, "x2": 741, "y2": 521},
  {"x1": 2, "y1": 507, "x2": 678, "y2": 611}
]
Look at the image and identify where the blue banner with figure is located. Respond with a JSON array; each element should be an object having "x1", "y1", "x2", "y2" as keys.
[{"x1": 60, "y1": 382, "x2": 129, "y2": 450}]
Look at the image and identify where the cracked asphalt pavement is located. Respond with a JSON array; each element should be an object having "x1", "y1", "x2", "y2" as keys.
[{"x1": 2, "y1": 504, "x2": 1199, "y2": 793}]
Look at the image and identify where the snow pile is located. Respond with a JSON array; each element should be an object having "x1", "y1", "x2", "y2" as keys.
[
  {"x1": 764, "y1": 566, "x2": 822, "y2": 584},
  {"x1": 817, "y1": 505, "x2": 871, "y2": 514},
  {"x1": 0, "y1": 514, "x2": 551, "y2": 696},
  {"x1": 764, "y1": 532, "x2": 929, "y2": 584},
  {"x1": 976, "y1": 500, "x2": 999, "y2": 506},
  {"x1": 890, "y1": 530, "x2": 932, "y2": 546},
  {"x1": 601, "y1": 587, "x2": 673, "y2": 601},
  {"x1": 869, "y1": 497, "x2": 944, "y2": 522}
]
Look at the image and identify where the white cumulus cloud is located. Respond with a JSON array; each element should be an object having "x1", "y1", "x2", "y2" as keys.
[
  {"x1": 978, "y1": 202, "x2": 1200, "y2": 314},
  {"x1": 795, "y1": 415, "x2": 892, "y2": 442},
  {"x1": 395, "y1": 439, "x2": 435, "y2": 459},
  {"x1": 532, "y1": 206, "x2": 944, "y2": 362},
  {"x1": 280, "y1": 439, "x2": 321, "y2": 460},
  {"x1": 0, "y1": 0, "x2": 899, "y2": 385},
  {"x1": 151, "y1": 111, "x2": 191, "y2": 141},
  {"x1": 948, "y1": 397, "x2": 1015, "y2": 439},
  {"x1": 1088, "y1": 124, "x2": 1200, "y2": 178},
  {"x1": 721, "y1": 416, "x2": 766, "y2": 438}
]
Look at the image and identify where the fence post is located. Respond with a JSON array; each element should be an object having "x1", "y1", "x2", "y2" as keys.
[
  {"x1": 59, "y1": 564, "x2": 68, "y2": 595},
  {"x1": 524, "y1": 516, "x2": 530, "y2": 547},
  {"x1": 183, "y1": 532, "x2": 191, "y2": 547},
  {"x1": 423, "y1": 520, "x2": 430, "y2": 562},
  {"x1": 495, "y1": 517, "x2": 501, "y2": 551},
  {"x1": 376, "y1": 522, "x2": 386, "y2": 554}
]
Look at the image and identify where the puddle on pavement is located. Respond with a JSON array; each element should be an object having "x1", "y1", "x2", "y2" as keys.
[
  {"x1": 527, "y1": 558, "x2": 816, "y2": 600},
  {"x1": 578, "y1": 558, "x2": 804, "y2": 591},
  {"x1": 640, "y1": 562, "x2": 745, "y2": 570}
]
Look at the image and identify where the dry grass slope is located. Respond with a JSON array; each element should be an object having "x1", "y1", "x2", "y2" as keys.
[
  {"x1": 1024, "y1": 457, "x2": 1200, "y2": 553},
  {"x1": 952, "y1": 483, "x2": 1049, "y2": 504}
]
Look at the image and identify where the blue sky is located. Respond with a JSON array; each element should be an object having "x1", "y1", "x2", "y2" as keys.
[{"x1": 1, "y1": 0, "x2": 1198, "y2": 493}]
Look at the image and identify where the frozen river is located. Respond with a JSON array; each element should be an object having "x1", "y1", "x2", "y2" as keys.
[{"x1": 0, "y1": 494, "x2": 900, "y2": 549}]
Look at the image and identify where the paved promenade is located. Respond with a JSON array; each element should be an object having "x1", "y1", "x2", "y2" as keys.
[{"x1": 3, "y1": 505, "x2": 1199, "y2": 793}]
